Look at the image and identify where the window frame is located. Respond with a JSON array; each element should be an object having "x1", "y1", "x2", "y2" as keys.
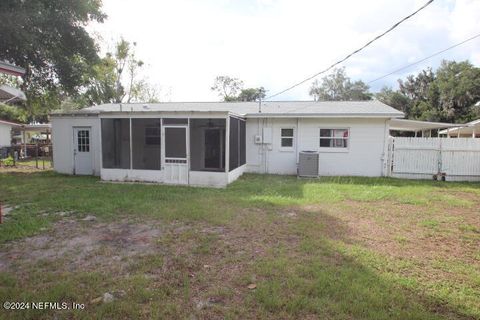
[
  {"x1": 280, "y1": 128, "x2": 295, "y2": 151},
  {"x1": 77, "y1": 129, "x2": 90, "y2": 152},
  {"x1": 318, "y1": 127, "x2": 350, "y2": 152}
]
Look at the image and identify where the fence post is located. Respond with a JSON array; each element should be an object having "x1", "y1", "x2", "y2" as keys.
[
  {"x1": 438, "y1": 138, "x2": 442, "y2": 176},
  {"x1": 35, "y1": 143, "x2": 39, "y2": 169}
]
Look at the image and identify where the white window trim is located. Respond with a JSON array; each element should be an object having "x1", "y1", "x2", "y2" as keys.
[
  {"x1": 318, "y1": 127, "x2": 350, "y2": 153},
  {"x1": 280, "y1": 127, "x2": 295, "y2": 151}
]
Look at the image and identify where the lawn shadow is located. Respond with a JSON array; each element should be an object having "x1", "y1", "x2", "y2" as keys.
[
  {"x1": 247, "y1": 204, "x2": 476, "y2": 319},
  {"x1": 224, "y1": 175, "x2": 478, "y2": 319}
]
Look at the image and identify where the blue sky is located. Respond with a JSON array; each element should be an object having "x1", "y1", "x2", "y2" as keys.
[{"x1": 90, "y1": 0, "x2": 480, "y2": 101}]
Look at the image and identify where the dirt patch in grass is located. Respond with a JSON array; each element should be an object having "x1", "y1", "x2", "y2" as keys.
[{"x1": 0, "y1": 217, "x2": 163, "y2": 272}]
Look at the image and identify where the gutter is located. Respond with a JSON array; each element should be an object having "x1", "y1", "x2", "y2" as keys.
[
  {"x1": 245, "y1": 113, "x2": 404, "y2": 118},
  {"x1": 50, "y1": 111, "x2": 404, "y2": 119}
]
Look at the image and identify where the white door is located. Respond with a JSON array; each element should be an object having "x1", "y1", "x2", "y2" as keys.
[
  {"x1": 73, "y1": 127, "x2": 93, "y2": 175},
  {"x1": 163, "y1": 126, "x2": 189, "y2": 185}
]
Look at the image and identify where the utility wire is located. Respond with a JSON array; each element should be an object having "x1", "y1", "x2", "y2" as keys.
[
  {"x1": 367, "y1": 33, "x2": 480, "y2": 84},
  {"x1": 264, "y1": 0, "x2": 435, "y2": 101}
]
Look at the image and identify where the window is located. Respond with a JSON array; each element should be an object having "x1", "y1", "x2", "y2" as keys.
[
  {"x1": 319, "y1": 129, "x2": 349, "y2": 148},
  {"x1": 281, "y1": 128, "x2": 294, "y2": 148},
  {"x1": 77, "y1": 130, "x2": 90, "y2": 152}
]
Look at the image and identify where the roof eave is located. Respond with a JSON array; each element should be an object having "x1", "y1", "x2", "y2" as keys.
[{"x1": 245, "y1": 113, "x2": 404, "y2": 118}]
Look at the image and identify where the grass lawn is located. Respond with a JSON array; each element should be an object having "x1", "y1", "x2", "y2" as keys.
[
  {"x1": 0, "y1": 172, "x2": 479, "y2": 319},
  {"x1": 0, "y1": 159, "x2": 52, "y2": 172}
]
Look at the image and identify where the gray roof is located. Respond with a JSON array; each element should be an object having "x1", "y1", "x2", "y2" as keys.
[{"x1": 53, "y1": 100, "x2": 404, "y2": 118}]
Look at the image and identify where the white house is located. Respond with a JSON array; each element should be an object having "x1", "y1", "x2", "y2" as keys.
[{"x1": 51, "y1": 101, "x2": 403, "y2": 187}]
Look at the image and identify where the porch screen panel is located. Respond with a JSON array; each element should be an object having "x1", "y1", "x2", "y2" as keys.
[
  {"x1": 229, "y1": 117, "x2": 240, "y2": 171},
  {"x1": 190, "y1": 119, "x2": 226, "y2": 172},
  {"x1": 163, "y1": 118, "x2": 188, "y2": 125},
  {"x1": 101, "y1": 119, "x2": 130, "y2": 169},
  {"x1": 165, "y1": 127, "x2": 187, "y2": 158},
  {"x1": 240, "y1": 119, "x2": 246, "y2": 166},
  {"x1": 132, "y1": 119, "x2": 161, "y2": 170}
]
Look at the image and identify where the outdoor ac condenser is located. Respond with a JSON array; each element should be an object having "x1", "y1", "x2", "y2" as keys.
[{"x1": 298, "y1": 151, "x2": 319, "y2": 177}]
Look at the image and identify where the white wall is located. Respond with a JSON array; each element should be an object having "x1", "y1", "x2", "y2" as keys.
[
  {"x1": 51, "y1": 116, "x2": 101, "y2": 175},
  {"x1": 0, "y1": 123, "x2": 12, "y2": 147},
  {"x1": 52, "y1": 114, "x2": 390, "y2": 185},
  {"x1": 246, "y1": 117, "x2": 389, "y2": 177}
]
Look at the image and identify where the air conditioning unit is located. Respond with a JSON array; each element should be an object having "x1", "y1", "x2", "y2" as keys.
[{"x1": 298, "y1": 151, "x2": 319, "y2": 177}]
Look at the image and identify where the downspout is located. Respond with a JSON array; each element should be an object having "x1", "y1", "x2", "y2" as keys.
[{"x1": 296, "y1": 117, "x2": 299, "y2": 169}]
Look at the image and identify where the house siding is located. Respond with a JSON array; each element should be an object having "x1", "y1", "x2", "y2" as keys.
[
  {"x1": 51, "y1": 114, "x2": 391, "y2": 186},
  {"x1": 0, "y1": 123, "x2": 12, "y2": 147},
  {"x1": 51, "y1": 117, "x2": 101, "y2": 176},
  {"x1": 246, "y1": 117, "x2": 388, "y2": 176}
]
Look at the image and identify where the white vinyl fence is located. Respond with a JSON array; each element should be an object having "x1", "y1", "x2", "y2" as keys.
[{"x1": 386, "y1": 137, "x2": 480, "y2": 181}]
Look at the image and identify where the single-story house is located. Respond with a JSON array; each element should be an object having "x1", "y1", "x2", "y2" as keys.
[{"x1": 51, "y1": 100, "x2": 403, "y2": 187}]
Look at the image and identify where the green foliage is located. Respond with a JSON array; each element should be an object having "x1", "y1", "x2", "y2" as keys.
[
  {"x1": 376, "y1": 87, "x2": 410, "y2": 114},
  {"x1": 237, "y1": 87, "x2": 267, "y2": 102},
  {"x1": 211, "y1": 76, "x2": 266, "y2": 102},
  {"x1": 211, "y1": 76, "x2": 244, "y2": 101},
  {"x1": 0, "y1": 103, "x2": 27, "y2": 123},
  {"x1": 309, "y1": 68, "x2": 372, "y2": 101},
  {"x1": 435, "y1": 60, "x2": 480, "y2": 122},
  {"x1": 81, "y1": 39, "x2": 159, "y2": 106},
  {"x1": 0, "y1": 173, "x2": 479, "y2": 318},
  {"x1": 377, "y1": 60, "x2": 480, "y2": 123},
  {"x1": 2, "y1": 156, "x2": 14, "y2": 166},
  {"x1": 0, "y1": 0, "x2": 106, "y2": 120}
]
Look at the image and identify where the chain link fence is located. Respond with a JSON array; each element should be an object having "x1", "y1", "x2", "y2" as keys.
[{"x1": 0, "y1": 144, "x2": 53, "y2": 171}]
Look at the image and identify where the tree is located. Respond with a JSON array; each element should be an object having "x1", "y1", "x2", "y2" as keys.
[
  {"x1": 435, "y1": 60, "x2": 480, "y2": 122},
  {"x1": 309, "y1": 68, "x2": 371, "y2": 101},
  {"x1": 391, "y1": 60, "x2": 480, "y2": 122},
  {"x1": 81, "y1": 39, "x2": 160, "y2": 105},
  {"x1": 237, "y1": 87, "x2": 266, "y2": 102},
  {"x1": 0, "y1": 103, "x2": 27, "y2": 123},
  {"x1": 0, "y1": 0, "x2": 106, "y2": 120},
  {"x1": 211, "y1": 76, "x2": 244, "y2": 101},
  {"x1": 376, "y1": 87, "x2": 411, "y2": 115}
]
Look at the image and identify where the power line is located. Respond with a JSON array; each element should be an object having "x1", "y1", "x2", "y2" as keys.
[
  {"x1": 367, "y1": 33, "x2": 480, "y2": 84},
  {"x1": 264, "y1": 0, "x2": 435, "y2": 101}
]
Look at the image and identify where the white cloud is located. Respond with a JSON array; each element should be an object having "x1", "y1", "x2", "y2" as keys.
[{"x1": 89, "y1": 0, "x2": 480, "y2": 101}]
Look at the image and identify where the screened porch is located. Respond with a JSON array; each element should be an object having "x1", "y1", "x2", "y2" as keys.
[{"x1": 99, "y1": 115, "x2": 246, "y2": 187}]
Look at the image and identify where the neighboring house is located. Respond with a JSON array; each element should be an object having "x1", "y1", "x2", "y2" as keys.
[
  {"x1": 389, "y1": 118, "x2": 461, "y2": 137},
  {"x1": 11, "y1": 123, "x2": 52, "y2": 145},
  {"x1": 0, "y1": 119, "x2": 21, "y2": 148},
  {"x1": 51, "y1": 100, "x2": 403, "y2": 187},
  {"x1": 439, "y1": 119, "x2": 480, "y2": 138}
]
